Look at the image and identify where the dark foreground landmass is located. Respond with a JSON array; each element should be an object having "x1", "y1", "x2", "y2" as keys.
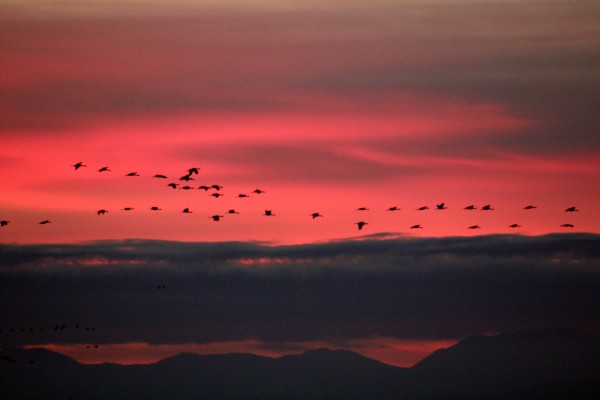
[{"x1": 1, "y1": 327, "x2": 599, "y2": 399}]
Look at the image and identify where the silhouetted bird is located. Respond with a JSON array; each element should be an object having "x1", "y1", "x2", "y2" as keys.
[
  {"x1": 561, "y1": 223, "x2": 574, "y2": 228},
  {"x1": 122, "y1": 207, "x2": 134, "y2": 211},
  {"x1": 410, "y1": 224, "x2": 423, "y2": 229},
  {"x1": 253, "y1": 189, "x2": 265, "y2": 194},
  {"x1": 481, "y1": 204, "x2": 494, "y2": 211},
  {"x1": 153, "y1": 174, "x2": 168, "y2": 179},
  {"x1": 96, "y1": 209, "x2": 108, "y2": 215},
  {"x1": 355, "y1": 221, "x2": 368, "y2": 230},
  {"x1": 210, "y1": 193, "x2": 224, "y2": 198},
  {"x1": 311, "y1": 212, "x2": 323, "y2": 219},
  {"x1": 464, "y1": 205, "x2": 476, "y2": 210},
  {"x1": 0, "y1": 220, "x2": 9, "y2": 227},
  {"x1": 150, "y1": 206, "x2": 162, "y2": 211},
  {"x1": 167, "y1": 183, "x2": 179, "y2": 189},
  {"x1": 565, "y1": 206, "x2": 580, "y2": 213},
  {"x1": 125, "y1": 172, "x2": 139, "y2": 177},
  {"x1": 182, "y1": 208, "x2": 192, "y2": 214},
  {"x1": 97, "y1": 166, "x2": 110, "y2": 172},
  {"x1": 357, "y1": 207, "x2": 369, "y2": 211},
  {"x1": 72, "y1": 162, "x2": 86, "y2": 170},
  {"x1": 468, "y1": 225, "x2": 481, "y2": 229},
  {"x1": 523, "y1": 205, "x2": 537, "y2": 210},
  {"x1": 227, "y1": 209, "x2": 240, "y2": 214},
  {"x1": 264, "y1": 210, "x2": 275, "y2": 216},
  {"x1": 39, "y1": 220, "x2": 51, "y2": 224},
  {"x1": 210, "y1": 215, "x2": 224, "y2": 222},
  {"x1": 198, "y1": 185, "x2": 210, "y2": 191},
  {"x1": 417, "y1": 206, "x2": 429, "y2": 211},
  {"x1": 238, "y1": 193, "x2": 250, "y2": 198},
  {"x1": 508, "y1": 223, "x2": 521, "y2": 228},
  {"x1": 180, "y1": 174, "x2": 194, "y2": 181},
  {"x1": 180, "y1": 185, "x2": 194, "y2": 190},
  {"x1": 436, "y1": 203, "x2": 447, "y2": 210},
  {"x1": 211, "y1": 184, "x2": 223, "y2": 191},
  {"x1": 158, "y1": 285, "x2": 166, "y2": 290},
  {"x1": 386, "y1": 206, "x2": 400, "y2": 211},
  {"x1": 187, "y1": 167, "x2": 200, "y2": 175}
]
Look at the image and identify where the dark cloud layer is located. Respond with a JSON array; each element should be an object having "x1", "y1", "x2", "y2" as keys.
[{"x1": 1, "y1": 234, "x2": 598, "y2": 346}]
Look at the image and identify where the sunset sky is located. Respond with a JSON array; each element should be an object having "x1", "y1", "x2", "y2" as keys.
[{"x1": 1, "y1": 0, "x2": 599, "y2": 367}]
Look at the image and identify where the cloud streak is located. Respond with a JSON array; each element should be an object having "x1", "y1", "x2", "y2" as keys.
[
  {"x1": 1, "y1": 234, "x2": 598, "y2": 347},
  {"x1": 2, "y1": 1, "x2": 599, "y2": 152}
]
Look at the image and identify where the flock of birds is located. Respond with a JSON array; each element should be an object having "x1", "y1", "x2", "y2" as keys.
[
  {"x1": 0, "y1": 323, "x2": 101, "y2": 356},
  {"x1": 0, "y1": 161, "x2": 582, "y2": 232}
]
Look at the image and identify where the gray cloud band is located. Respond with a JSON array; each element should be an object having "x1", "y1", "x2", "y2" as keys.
[{"x1": 1, "y1": 234, "x2": 598, "y2": 346}]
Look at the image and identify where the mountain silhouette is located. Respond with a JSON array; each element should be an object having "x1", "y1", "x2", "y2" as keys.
[
  {"x1": 410, "y1": 327, "x2": 600, "y2": 398},
  {"x1": 1, "y1": 328, "x2": 599, "y2": 399}
]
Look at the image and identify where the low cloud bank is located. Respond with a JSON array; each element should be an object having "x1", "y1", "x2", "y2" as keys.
[{"x1": 1, "y1": 234, "x2": 598, "y2": 346}]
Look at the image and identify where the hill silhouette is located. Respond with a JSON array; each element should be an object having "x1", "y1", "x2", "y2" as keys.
[{"x1": 1, "y1": 328, "x2": 599, "y2": 399}]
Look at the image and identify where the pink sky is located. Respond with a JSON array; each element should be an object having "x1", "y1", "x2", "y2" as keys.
[
  {"x1": 1, "y1": 0, "x2": 599, "y2": 366},
  {"x1": 2, "y1": 1, "x2": 599, "y2": 244}
]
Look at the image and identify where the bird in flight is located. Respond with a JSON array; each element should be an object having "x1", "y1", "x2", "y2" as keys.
[
  {"x1": 464, "y1": 205, "x2": 476, "y2": 210},
  {"x1": 97, "y1": 166, "x2": 111, "y2": 172},
  {"x1": 311, "y1": 212, "x2": 323, "y2": 219},
  {"x1": 96, "y1": 209, "x2": 108, "y2": 216},
  {"x1": 227, "y1": 209, "x2": 240, "y2": 215},
  {"x1": 187, "y1": 167, "x2": 200, "y2": 175},
  {"x1": 355, "y1": 221, "x2": 368, "y2": 230},
  {"x1": 150, "y1": 206, "x2": 162, "y2": 211},
  {"x1": 561, "y1": 223, "x2": 574, "y2": 228},
  {"x1": 264, "y1": 210, "x2": 275, "y2": 216},
  {"x1": 210, "y1": 215, "x2": 224, "y2": 222},
  {"x1": 122, "y1": 207, "x2": 134, "y2": 211},
  {"x1": 210, "y1": 193, "x2": 224, "y2": 198},
  {"x1": 436, "y1": 203, "x2": 447, "y2": 210},
  {"x1": 211, "y1": 184, "x2": 223, "y2": 191},
  {"x1": 386, "y1": 206, "x2": 400, "y2": 211},
  {"x1": 198, "y1": 186, "x2": 210, "y2": 191},
  {"x1": 153, "y1": 174, "x2": 168, "y2": 179},
  {"x1": 238, "y1": 193, "x2": 250, "y2": 198},
  {"x1": 523, "y1": 205, "x2": 537, "y2": 210},
  {"x1": 180, "y1": 186, "x2": 194, "y2": 190},
  {"x1": 182, "y1": 208, "x2": 192, "y2": 214},
  {"x1": 39, "y1": 220, "x2": 51, "y2": 224},
  {"x1": 179, "y1": 174, "x2": 194, "y2": 181},
  {"x1": 125, "y1": 172, "x2": 140, "y2": 177},
  {"x1": 468, "y1": 225, "x2": 481, "y2": 229},
  {"x1": 508, "y1": 223, "x2": 521, "y2": 228},
  {"x1": 417, "y1": 206, "x2": 429, "y2": 211},
  {"x1": 0, "y1": 220, "x2": 9, "y2": 227},
  {"x1": 565, "y1": 206, "x2": 580, "y2": 213},
  {"x1": 72, "y1": 162, "x2": 87, "y2": 170},
  {"x1": 356, "y1": 207, "x2": 369, "y2": 211},
  {"x1": 410, "y1": 224, "x2": 423, "y2": 229},
  {"x1": 481, "y1": 204, "x2": 494, "y2": 211},
  {"x1": 253, "y1": 189, "x2": 265, "y2": 194}
]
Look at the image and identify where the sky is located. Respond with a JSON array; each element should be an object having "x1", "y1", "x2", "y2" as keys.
[{"x1": 1, "y1": 0, "x2": 599, "y2": 367}]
